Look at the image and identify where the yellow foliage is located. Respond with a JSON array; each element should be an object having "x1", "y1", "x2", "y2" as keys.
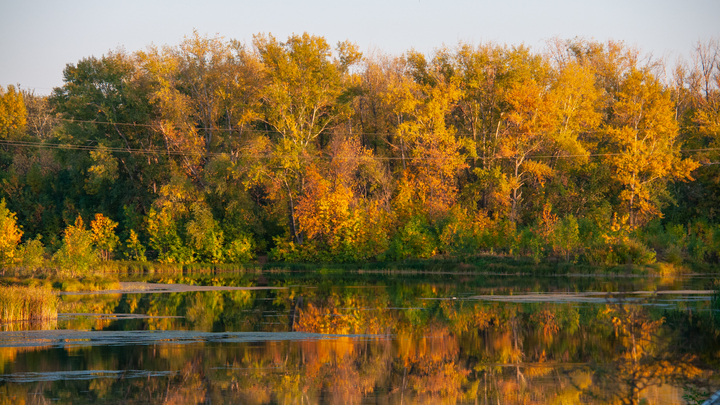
[
  {"x1": 90, "y1": 213, "x2": 119, "y2": 261},
  {"x1": 606, "y1": 68, "x2": 699, "y2": 227},
  {"x1": 0, "y1": 199, "x2": 23, "y2": 266},
  {"x1": 0, "y1": 85, "x2": 26, "y2": 138}
]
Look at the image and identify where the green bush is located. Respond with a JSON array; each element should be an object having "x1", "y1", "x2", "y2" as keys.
[
  {"x1": 123, "y1": 230, "x2": 147, "y2": 262},
  {"x1": 16, "y1": 236, "x2": 46, "y2": 275},
  {"x1": 225, "y1": 236, "x2": 255, "y2": 263},
  {"x1": 52, "y1": 216, "x2": 97, "y2": 277},
  {"x1": 387, "y1": 215, "x2": 438, "y2": 260},
  {"x1": 186, "y1": 204, "x2": 225, "y2": 264},
  {"x1": 146, "y1": 208, "x2": 194, "y2": 264},
  {"x1": 552, "y1": 215, "x2": 581, "y2": 262}
]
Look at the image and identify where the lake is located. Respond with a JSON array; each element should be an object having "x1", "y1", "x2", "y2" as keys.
[{"x1": 1, "y1": 270, "x2": 719, "y2": 404}]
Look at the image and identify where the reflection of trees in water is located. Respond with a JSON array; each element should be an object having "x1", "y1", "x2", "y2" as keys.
[
  {"x1": 583, "y1": 303, "x2": 705, "y2": 405},
  {"x1": 2, "y1": 286, "x2": 718, "y2": 404}
]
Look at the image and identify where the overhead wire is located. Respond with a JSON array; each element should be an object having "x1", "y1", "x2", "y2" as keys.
[
  {"x1": 18, "y1": 115, "x2": 715, "y2": 137},
  {"x1": 1, "y1": 138, "x2": 720, "y2": 161},
  {"x1": 2, "y1": 109, "x2": 718, "y2": 161}
]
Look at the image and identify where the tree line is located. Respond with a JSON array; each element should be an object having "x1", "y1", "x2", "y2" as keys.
[{"x1": 1, "y1": 33, "x2": 720, "y2": 269}]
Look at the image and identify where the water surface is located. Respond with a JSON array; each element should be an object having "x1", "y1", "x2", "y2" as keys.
[{"x1": 1, "y1": 270, "x2": 718, "y2": 404}]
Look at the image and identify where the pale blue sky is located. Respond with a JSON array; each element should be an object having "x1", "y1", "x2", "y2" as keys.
[{"x1": 1, "y1": 0, "x2": 718, "y2": 95}]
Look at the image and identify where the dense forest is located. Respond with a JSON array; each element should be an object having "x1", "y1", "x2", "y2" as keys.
[{"x1": 1, "y1": 33, "x2": 720, "y2": 271}]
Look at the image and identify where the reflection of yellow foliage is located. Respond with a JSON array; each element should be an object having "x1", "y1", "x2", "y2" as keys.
[
  {"x1": 530, "y1": 309, "x2": 560, "y2": 339},
  {"x1": 0, "y1": 385, "x2": 28, "y2": 405},
  {"x1": 295, "y1": 293, "x2": 397, "y2": 335},
  {"x1": 492, "y1": 331, "x2": 524, "y2": 364},
  {"x1": 411, "y1": 362, "x2": 469, "y2": 396},
  {"x1": 0, "y1": 346, "x2": 45, "y2": 374},
  {"x1": 164, "y1": 359, "x2": 207, "y2": 405}
]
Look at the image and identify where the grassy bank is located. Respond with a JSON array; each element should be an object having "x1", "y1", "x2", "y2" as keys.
[
  {"x1": 0, "y1": 276, "x2": 121, "y2": 292},
  {"x1": 0, "y1": 286, "x2": 58, "y2": 323},
  {"x1": 63, "y1": 261, "x2": 256, "y2": 275},
  {"x1": 260, "y1": 254, "x2": 720, "y2": 276},
  {"x1": 3, "y1": 255, "x2": 718, "y2": 289},
  {"x1": 89, "y1": 255, "x2": 720, "y2": 277}
]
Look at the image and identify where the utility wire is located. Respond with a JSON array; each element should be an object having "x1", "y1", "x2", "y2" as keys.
[
  {"x1": 16, "y1": 114, "x2": 718, "y2": 138},
  {"x1": 2, "y1": 139, "x2": 720, "y2": 161}
]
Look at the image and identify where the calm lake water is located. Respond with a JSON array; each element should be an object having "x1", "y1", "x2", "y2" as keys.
[{"x1": 1, "y1": 271, "x2": 719, "y2": 404}]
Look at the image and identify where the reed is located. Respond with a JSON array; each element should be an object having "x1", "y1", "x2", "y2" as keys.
[{"x1": 0, "y1": 286, "x2": 58, "y2": 323}]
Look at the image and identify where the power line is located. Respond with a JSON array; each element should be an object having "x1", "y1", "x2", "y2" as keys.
[
  {"x1": 2, "y1": 138, "x2": 719, "y2": 161},
  {"x1": 18, "y1": 114, "x2": 718, "y2": 138}
]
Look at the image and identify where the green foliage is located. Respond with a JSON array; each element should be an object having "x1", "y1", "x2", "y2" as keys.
[
  {"x1": 388, "y1": 215, "x2": 438, "y2": 260},
  {"x1": 186, "y1": 204, "x2": 225, "y2": 263},
  {"x1": 123, "y1": 229, "x2": 147, "y2": 262},
  {"x1": 587, "y1": 237, "x2": 657, "y2": 267},
  {"x1": 16, "y1": 236, "x2": 46, "y2": 274},
  {"x1": 52, "y1": 216, "x2": 97, "y2": 277},
  {"x1": 687, "y1": 221, "x2": 720, "y2": 263},
  {"x1": 438, "y1": 207, "x2": 479, "y2": 257},
  {"x1": 552, "y1": 215, "x2": 581, "y2": 262},
  {"x1": 270, "y1": 235, "x2": 303, "y2": 262},
  {"x1": 84, "y1": 145, "x2": 119, "y2": 194},
  {"x1": 225, "y1": 236, "x2": 255, "y2": 263},
  {"x1": 146, "y1": 208, "x2": 193, "y2": 264}
]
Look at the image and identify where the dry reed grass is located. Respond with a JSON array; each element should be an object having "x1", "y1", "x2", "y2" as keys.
[{"x1": 0, "y1": 286, "x2": 58, "y2": 322}]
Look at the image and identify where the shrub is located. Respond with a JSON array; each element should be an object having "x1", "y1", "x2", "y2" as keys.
[
  {"x1": 52, "y1": 216, "x2": 97, "y2": 277},
  {"x1": 146, "y1": 208, "x2": 193, "y2": 264},
  {"x1": 186, "y1": 204, "x2": 224, "y2": 263},
  {"x1": 123, "y1": 230, "x2": 147, "y2": 262},
  {"x1": 583, "y1": 213, "x2": 656, "y2": 266},
  {"x1": 225, "y1": 236, "x2": 255, "y2": 263},
  {"x1": 438, "y1": 207, "x2": 483, "y2": 257},
  {"x1": 687, "y1": 221, "x2": 720, "y2": 264},
  {"x1": 16, "y1": 236, "x2": 46, "y2": 275},
  {"x1": 387, "y1": 215, "x2": 438, "y2": 260},
  {"x1": 552, "y1": 215, "x2": 581, "y2": 262}
]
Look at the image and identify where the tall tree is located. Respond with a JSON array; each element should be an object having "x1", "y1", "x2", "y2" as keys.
[
  {"x1": 249, "y1": 33, "x2": 361, "y2": 244},
  {"x1": 0, "y1": 85, "x2": 27, "y2": 139},
  {"x1": 605, "y1": 68, "x2": 699, "y2": 227},
  {"x1": 50, "y1": 51, "x2": 156, "y2": 216}
]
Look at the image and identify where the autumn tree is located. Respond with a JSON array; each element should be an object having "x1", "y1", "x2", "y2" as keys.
[
  {"x1": 498, "y1": 75, "x2": 557, "y2": 221},
  {"x1": 0, "y1": 85, "x2": 27, "y2": 139},
  {"x1": 0, "y1": 198, "x2": 23, "y2": 267},
  {"x1": 124, "y1": 229, "x2": 147, "y2": 262},
  {"x1": 672, "y1": 38, "x2": 720, "y2": 221},
  {"x1": 604, "y1": 68, "x2": 699, "y2": 227},
  {"x1": 138, "y1": 32, "x2": 264, "y2": 181},
  {"x1": 53, "y1": 215, "x2": 96, "y2": 276},
  {"x1": 21, "y1": 90, "x2": 57, "y2": 140},
  {"x1": 90, "y1": 213, "x2": 120, "y2": 261},
  {"x1": 249, "y1": 33, "x2": 361, "y2": 244},
  {"x1": 379, "y1": 51, "x2": 470, "y2": 221}
]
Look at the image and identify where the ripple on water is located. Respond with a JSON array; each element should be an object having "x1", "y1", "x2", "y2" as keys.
[
  {"x1": 0, "y1": 370, "x2": 178, "y2": 383},
  {"x1": 0, "y1": 330, "x2": 386, "y2": 349}
]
